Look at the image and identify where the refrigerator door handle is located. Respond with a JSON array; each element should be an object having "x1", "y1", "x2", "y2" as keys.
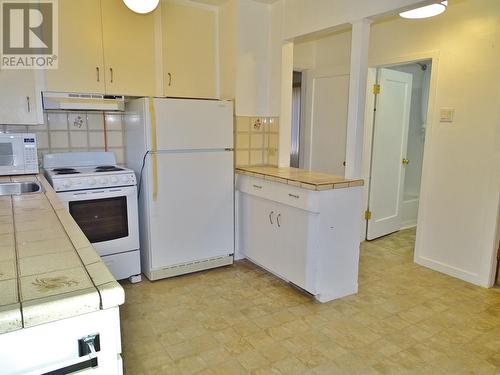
[{"x1": 149, "y1": 98, "x2": 159, "y2": 201}]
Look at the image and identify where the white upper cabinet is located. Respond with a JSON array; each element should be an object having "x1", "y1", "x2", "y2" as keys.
[
  {"x1": 162, "y1": 1, "x2": 218, "y2": 99},
  {"x1": 0, "y1": 70, "x2": 43, "y2": 125},
  {"x1": 101, "y1": 0, "x2": 161, "y2": 96},
  {"x1": 44, "y1": 0, "x2": 160, "y2": 96},
  {"x1": 44, "y1": 0, "x2": 105, "y2": 94}
]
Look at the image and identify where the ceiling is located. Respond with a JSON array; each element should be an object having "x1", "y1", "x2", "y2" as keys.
[{"x1": 191, "y1": 0, "x2": 279, "y2": 5}]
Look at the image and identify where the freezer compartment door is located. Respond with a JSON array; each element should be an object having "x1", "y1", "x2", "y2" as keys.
[
  {"x1": 148, "y1": 150, "x2": 234, "y2": 269},
  {"x1": 151, "y1": 98, "x2": 233, "y2": 150}
]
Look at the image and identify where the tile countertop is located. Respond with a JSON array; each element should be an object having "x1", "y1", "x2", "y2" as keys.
[
  {"x1": 235, "y1": 166, "x2": 364, "y2": 191},
  {"x1": 0, "y1": 174, "x2": 124, "y2": 335}
]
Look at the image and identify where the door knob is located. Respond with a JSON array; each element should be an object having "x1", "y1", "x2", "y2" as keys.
[{"x1": 402, "y1": 158, "x2": 410, "y2": 165}]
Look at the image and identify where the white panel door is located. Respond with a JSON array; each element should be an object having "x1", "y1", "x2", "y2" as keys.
[
  {"x1": 367, "y1": 68, "x2": 413, "y2": 240},
  {"x1": 149, "y1": 150, "x2": 234, "y2": 268},
  {"x1": 152, "y1": 98, "x2": 233, "y2": 150},
  {"x1": 304, "y1": 68, "x2": 349, "y2": 176}
]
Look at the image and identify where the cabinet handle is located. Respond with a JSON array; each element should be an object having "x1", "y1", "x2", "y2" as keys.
[
  {"x1": 269, "y1": 211, "x2": 274, "y2": 224},
  {"x1": 276, "y1": 213, "x2": 281, "y2": 228},
  {"x1": 253, "y1": 184, "x2": 262, "y2": 190},
  {"x1": 26, "y1": 96, "x2": 30, "y2": 112},
  {"x1": 110, "y1": 67, "x2": 114, "y2": 83},
  {"x1": 288, "y1": 193, "x2": 299, "y2": 199},
  {"x1": 96, "y1": 67, "x2": 100, "y2": 82},
  {"x1": 168, "y1": 72, "x2": 172, "y2": 86}
]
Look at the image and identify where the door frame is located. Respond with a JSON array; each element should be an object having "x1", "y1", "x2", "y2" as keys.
[
  {"x1": 360, "y1": 51, "x2": 440, "y2": 245},
  {"x1": 366, "y1": 68, "x2": 413, "y2": 240}
]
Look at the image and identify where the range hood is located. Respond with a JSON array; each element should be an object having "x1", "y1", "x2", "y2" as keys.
[{"x1": 42, "y1": 92, "x2": 125, "y2": 111}]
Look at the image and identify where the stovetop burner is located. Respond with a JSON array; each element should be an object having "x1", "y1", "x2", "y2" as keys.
[
  {"x1": 56, "y1": 170, "x2": 81, "y2": 175},
  {"x1": 53, "y1": 168, "x2": 76, "y2": 172},
  {"x1": 95, "y1": 165, "x2": 124, "y2": 172}
]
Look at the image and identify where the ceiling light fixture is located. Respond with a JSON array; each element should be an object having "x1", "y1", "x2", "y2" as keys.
[
  {"x1": 399, "y1": 1, "x2": 447, "y2": 19},
  {"x1": 122, "y1": 0, "x2": 159, "y2": 14}
]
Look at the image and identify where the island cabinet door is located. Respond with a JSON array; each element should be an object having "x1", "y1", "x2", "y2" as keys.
[
  {"x1": 274, "y1": 202, "x2": 318, "y2": 293},
  {"x1": 240, "y1": 194, "x2": 281, "y2": 276}
]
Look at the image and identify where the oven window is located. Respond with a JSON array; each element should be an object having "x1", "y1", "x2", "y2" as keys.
[
  {"x1": 69, "y1": 197, "x2": 128, "y2": 243},
  {"x1": 0, "y1": 143, "x2": 14, "y2": 166}
]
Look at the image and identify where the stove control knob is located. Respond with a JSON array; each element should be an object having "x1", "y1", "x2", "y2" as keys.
[
  {"x1": 63, "y1": 180, "x2": 72, "y2": 188},
  {"x1": 88, "y1": 178, "x2": 96, "y2": 186},
  {"x1": 110, "y1": 176, "x2": 118, "y2": 184},
  {"x1": 98, "y1": 177, "x2": 107, "y2": 184}
]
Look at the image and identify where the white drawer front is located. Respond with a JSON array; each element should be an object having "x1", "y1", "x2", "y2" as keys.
[{"x1": 236, "y1": 175, "x2": 320, "y2": 213}]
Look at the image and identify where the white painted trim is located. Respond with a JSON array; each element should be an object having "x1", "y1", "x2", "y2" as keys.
[
  {"x1": 360, "y1": 67, "x2": 377, "y2": 240},
  {"x1": 278, "y1": 42, "x2": 293, "y2": 167},
  {"x1": 486, "y1": 193, "x2": 500, "y2": 286},
  {"x1": 415, "y1": 256, "x2": 486, "y2": 287},
  {"x1": 345, "y1": 19, "x2": 371, "y2": 179}
]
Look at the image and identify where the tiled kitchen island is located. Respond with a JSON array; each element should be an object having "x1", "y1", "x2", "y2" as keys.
[{"x1": 0, "y1": 175, "x2": 124, "y2": 374}]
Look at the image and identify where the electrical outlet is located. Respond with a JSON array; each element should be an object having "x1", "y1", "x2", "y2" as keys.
[{"x1": 440, "y1": 108, "x2": 455, "y2": 123}]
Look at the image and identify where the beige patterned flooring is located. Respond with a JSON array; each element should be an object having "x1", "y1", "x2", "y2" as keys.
[{"x1": 120, "y1": 229, "x2": 500, "y2": 374}]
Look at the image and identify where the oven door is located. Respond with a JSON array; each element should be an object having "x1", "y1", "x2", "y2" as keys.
[
  {"x1": 0, "y1": 136, "x2": 26, "y2": 175},
  {"x1": 57, "y1": 186, "x2": 139, "y2": 257}
]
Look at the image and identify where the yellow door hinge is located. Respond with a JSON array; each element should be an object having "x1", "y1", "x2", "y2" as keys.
[
  {"x1": 372, "y1": 84, "x2": 380, "y2": 94},
  {"x1": 365, "y1": 210, "x2": 372, "y2": 220}
]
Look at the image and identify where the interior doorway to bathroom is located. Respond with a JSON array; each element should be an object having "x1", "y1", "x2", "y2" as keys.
[{"x1": 365, "y1": 60, "x2": 432, "y2": 240}]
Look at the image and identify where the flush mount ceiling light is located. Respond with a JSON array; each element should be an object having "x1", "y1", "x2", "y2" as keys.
[
  {"x1": 122, "y1": 0, "x2": 159, "y2": 14},
  {"x1": 399, "y1": 1, "x2": 447, "y2": 19}
]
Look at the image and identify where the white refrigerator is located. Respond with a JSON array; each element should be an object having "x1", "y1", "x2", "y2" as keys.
[{"x1": 124, "y1": 98, "x2": 234, "y2": 281}]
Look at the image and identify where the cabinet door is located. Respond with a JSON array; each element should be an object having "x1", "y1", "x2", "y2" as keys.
[
  {"x1": 0, "y1": 71, "x2": 41, "y2": 125},
  {"x1": 241, "y1": 195, "x2": 281, "y2": 274},
  {"x1": 44, "y1": 0, "x2": 105, "y2": 93},
  {"x1": 101, "y1": 0, "x2": 160, "y2": 96},
  {"x1": 275, "y1": 203, "x2": 312, "y2": 291},
  {"x1": 163, "y1": 1, "x2": 217, "y2": 99}
]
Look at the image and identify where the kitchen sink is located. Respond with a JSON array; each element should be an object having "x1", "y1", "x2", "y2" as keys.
[{"x1": 0, "y1": 181, "x2": 43, "y2": 196}]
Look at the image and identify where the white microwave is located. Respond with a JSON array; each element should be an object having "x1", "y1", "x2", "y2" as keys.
[{"x1": 0, "y1": 133, "x2": 39, "y2": 175}]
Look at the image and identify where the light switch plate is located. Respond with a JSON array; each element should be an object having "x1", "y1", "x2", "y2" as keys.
[{"x1": 440, "y1": 108, "x2": 455, "y2": 123}]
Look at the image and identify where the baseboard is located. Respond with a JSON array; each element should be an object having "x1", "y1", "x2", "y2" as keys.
[
  {"x1": 315, "y1": 284, "x2": 358, "y2": 303},
  {"x1": 414, "y1": 255, "x2": 487, "y2": 287},
  {"x1": 400, "y1": 222, "x2": 417, "y2": 230}
]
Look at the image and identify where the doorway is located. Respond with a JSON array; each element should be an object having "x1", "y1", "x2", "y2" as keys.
[
  {"x1": 365, "y1": 60, "x2": 431, "y2": 240},
  {"x1": 290, "y1": 71, "x2": 303, "y2": 168}
]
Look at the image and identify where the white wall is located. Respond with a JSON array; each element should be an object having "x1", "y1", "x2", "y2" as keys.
[
  {"x1": 282, "y1": 0, "x2": 430, "y2": 40},
  {"x1": 288, "y1": 0, "x2": 500, "y2": 287},
  {"x1": 234, "y1": 0, "x2": 270, "y2": 116},
  {"x1": 219, "y1": 0, "x2": 236, "y2": 100},
  {"x1": 219, "y1": 0, "x2": 283, "y2": 117}
]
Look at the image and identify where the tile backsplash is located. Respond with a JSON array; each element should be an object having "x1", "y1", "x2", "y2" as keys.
[
  {"x1": 235, "y1": 116, "x2": 279, "y2": 167},
  {"x1": 1, "y1": 111, "x2": 126, "y2": 166}
]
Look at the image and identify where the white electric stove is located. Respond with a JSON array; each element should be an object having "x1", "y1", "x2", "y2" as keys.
[{"x1": 44, "y1": 152, "x2": 141, "y2": 283}]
